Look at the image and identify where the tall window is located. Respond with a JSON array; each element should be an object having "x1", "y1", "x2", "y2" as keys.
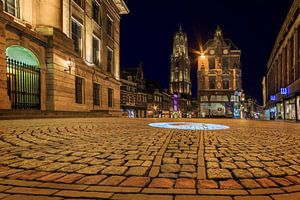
[
  {"x1": 107, "y1": 16, "x2": 113, "y2": 37},
  {"x1": 92, "y1": 0, "x2": 101, "y2": 24},
  {"x1": 209, "y1": 57, "x2": 215, "y2": 69},
  {"x1": 93, "y1": 83, "x2": 100, "y2": 106},
  {"x1": 107, "y1": 47, "x2": 113, "y2": 73},
  {"x1": 73, "y1": 0, "x2": 83, "y2": 7},
  {"x1": 108, "y1": 88, "x2": 113, "y2": 107},
  {"x1": 72, "y1": 19, "x2": 82, "y2": 55},
  {"x1": 4, "y1": 0, "x2": 19, "y2": 18},
  {"x1": 209, "y1": 76, "x2": 216, "y2": 89},
  {"x1": 222, "y1": 57, "x2": 229, "y2": 69},
  {"x1": 75, "y1": 77, "x2": 84, "y2": 104},
  {"x1": 222, "y1": 78, "x2": 229, "y2": 89},
  {"x1": 92, "y1": 36, "x2": 100, "y2": 66}
]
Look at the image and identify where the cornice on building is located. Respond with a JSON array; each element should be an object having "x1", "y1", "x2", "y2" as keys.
[
  {"x1": 112, "y1": 0, "x2": 130, "y2": 14},
  {"x1": 267, "y1": 0, "x2": 300, "y2": 69}
]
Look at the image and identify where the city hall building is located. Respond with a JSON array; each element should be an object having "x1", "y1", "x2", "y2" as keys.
[
  {"x1": 0, "y1": 0, "x2": 128, "y2": 114},
  {"x1": 197, "y1": 26, "x2": 242, "y2": 118},
  {"x1": 265, "y1": 0, "x2": 300, "y2": 121}
]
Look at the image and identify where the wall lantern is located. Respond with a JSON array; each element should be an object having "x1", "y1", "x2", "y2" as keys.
[{"x1": 65, "y1": 58, "x2": 73, "y2": 73}]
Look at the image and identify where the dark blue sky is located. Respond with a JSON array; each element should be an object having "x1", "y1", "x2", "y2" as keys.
[{"x1": 120, "y1": 0, "x2": 294, "y2": 104}]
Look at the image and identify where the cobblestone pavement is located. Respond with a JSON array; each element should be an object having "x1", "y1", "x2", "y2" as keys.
[{"x1": 0, "y1": 118, "x2": 299, "y2": 200}]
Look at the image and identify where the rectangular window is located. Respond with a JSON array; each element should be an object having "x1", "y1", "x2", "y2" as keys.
[
  {"x1": 222, "y1": 57, "x2": 229, "y2": 69},
  {"x1": 222, "y1": 78, "x2": 229, "y2": 89},
  {"x1": 75, "y1": 76, "x2": 84, "y2": 104},
  {"x1": 92, "y1": 36, "x2": 100, "y2": 66},
  {"x1": 72, "y1": 19, "x2": 82, "y2": 56},
  {"x1": 93, "y1": 83, "x2": 100, "y2": 106},
  {"x1": 107, "y1": 47, "x2": 113, "y2": 73},
  {"x1": 107, "y1": 16, "x2": 113, "y2": 37},
  {"x1": 209, "y1": 76, "x2": 216, "y2": 89},
  {"x1": 4, "y1": 0, "x2": 19, "y2": 18},
  {"x1": 73, "y1": 0, "x2": 83, "y2": 7},
  {"x1": 209, "y1": 57, "x2": 215, "y2": 69},
  {"x1": 108, "y1": 88, "x2": 113, "y2": 107},
  {"x1": 92, "y1": 0, "x2": 101, "y2": 24}
]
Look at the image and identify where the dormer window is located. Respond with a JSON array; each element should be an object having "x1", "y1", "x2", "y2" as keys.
[{"x1": 4, "y1": 0, "x2": 19, "y2": 18}]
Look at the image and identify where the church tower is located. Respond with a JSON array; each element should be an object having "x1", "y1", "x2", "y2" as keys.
[{"x1": 169, "y1": 25, "x2": 191, "y2": 98}]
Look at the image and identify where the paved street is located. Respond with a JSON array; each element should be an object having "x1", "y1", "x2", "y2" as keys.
[{"x1": 0, "y1": 118, "x2": 299, "y2": 200}]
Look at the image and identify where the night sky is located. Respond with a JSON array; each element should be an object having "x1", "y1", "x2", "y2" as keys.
[{"x1": 120, "y1": 0, "x2": 294, "y2": 104}]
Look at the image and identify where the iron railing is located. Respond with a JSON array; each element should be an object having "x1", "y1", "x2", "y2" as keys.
[{"x1": 6, "y1": 58, "x2": 41, "y2": 109}]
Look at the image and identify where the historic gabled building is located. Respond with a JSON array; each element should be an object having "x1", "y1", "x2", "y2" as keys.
[
  {"x1": 197, "y1": 26, "x2": 242, "y2": 118},
  {"x1": 0, "y1": 0, "x2": 128, "y2": 115},
  {"x1": 169, "y1": 26, "x2": 191, "y2": 117},
  {"x1": 120, "y1": 65, "x2": 147, "y2": 118},
  {"x1": 265, "y1": 0, "x2": 300, "y2": 121}
]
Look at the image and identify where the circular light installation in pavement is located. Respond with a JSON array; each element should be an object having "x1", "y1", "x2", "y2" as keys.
[{"x1": 149, "y1": 122, "x2": 229, "y2": 130}]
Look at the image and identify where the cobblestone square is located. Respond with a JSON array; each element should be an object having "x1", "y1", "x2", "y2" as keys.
[{"x1": 0, "y1": 118, "x2": 299, "y2": 199}]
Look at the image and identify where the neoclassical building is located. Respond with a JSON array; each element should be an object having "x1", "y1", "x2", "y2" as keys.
[
  {"x1": 197, "y1": 26, "x2": 242, "y2": 118},
  {"x1": 265, "y1": 0, "x2": 300, "y2": 121},
  {"x1": 0, "y1": 0, "x2": 128, "y2": 114}
]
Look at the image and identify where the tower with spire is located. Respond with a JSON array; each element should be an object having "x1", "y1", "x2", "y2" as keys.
[{"x1": 169, "y1": 25, "x2": 191, "y2": 98}]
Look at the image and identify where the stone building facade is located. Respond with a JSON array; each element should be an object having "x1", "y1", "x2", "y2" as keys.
[
  {"x1": 120, "y1": 66, "x2": 147, "y2": 118},
  {"x1": 265, "y1": 0, "x2": 300, "y2": 121},
  {"x1": 0, "y1": 0, "x2": 128, "y2": 114},
  {"x1": 197, "y1": 26, "x2": 242, "y2": 118}
]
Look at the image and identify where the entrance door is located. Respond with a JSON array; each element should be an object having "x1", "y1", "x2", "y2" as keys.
[{"x1": 6, "y1": 46, "x2": 41, "y2": 109}]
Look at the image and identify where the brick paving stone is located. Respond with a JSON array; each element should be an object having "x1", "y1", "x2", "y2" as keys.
[
  {"x1": 181, "y1": 165, "x2": 196, "y2": 172},
  {"x1": 161, "y1": 164, "x2": 181, "y2": 173},
  {"x1": 285, "y1": 175, "x2": 300, "y2": 184},
  {"x1": 112, "y1": 194, "x2": 173, "y2": 200},
  {"x1": 179, "y1": 159, "x2": 195, "y2": 165},
  {"x1": 220, "y1": 180, "x2": 243, "y2": 189},
  {"x1": 158, "y1": 173, "x2": 178, "y2": 179},
  {"x1": 0, "y1": 185, "x2": 13, "y2": 192},
  {"x1": 220, "y1": 162, "x2": 238, "y2": 169},
  {"x1": 125, "y1": 167, "x2": 149, "y2": 176},
  {"x1": 235, "y1": 162, "x2": 251, "y2": 169},
  {"x1": 198, "y1": 180, "x2": 218, "y2": 189},
  {"x1": 54, "y1": 173, "x2": 84, "y2": 184},
  {"x1": 179, "y1": 172, "x2": 197, "y2": 178},
  {"x1": 234, "y1": 196, "x2": 272, "y2": 200},
  {"x1": 270, "y1": 177, "x2": 293, "y2": 186},
  {"x1": 54, "y1": 190, "x2": 113, "y2": 199},
  {"x1": 207, "y1": 168, "x2": 232, "y2": 180},
  {"x1": 290, "y1": 165, "x2": 300, "y2": 172},
  {"x1": 264, "y1": 167, "x2": 286, "y2": 177},
  {"x1": 148, "y1": 178, "x2": 175, "y2": 188},
  {"x1": 125, "y1": 160, "x2": 144, "y2": 166},
  {"x1": 101, "y1": 166, "x2": 128, "y2": 175},
  {"x1": 120, "y1": 177, "x2": 150, "y2": 187},
  {"x1": 271, "y1": 192, "x2": 300, "y2": 200},
  {"x1": 207, "y1": 162, "x2": 219, "y2": 168},
  {"x1": 76, "y1": 175, "x2": 107, "y2": 185},
  {"x1": 98, "y1": 176, "x2": 126, "y2": 186},
  {"x1": 5, "y1": 187, "x2": 58, "y2": 195},
  {"x1": 256, "y1": 178, "x2": 278, "y2": 188},
  {"x1": 36, "y1": 173, "x2": 67, "y2": 182},
  {"x1": 232, "y1": 169, "x2": 254, "y2": 179},
  {"x1": 248, "y1": 168, "x2": 270, "y2": 178},
  {"x1": 249, "y1": 188, "x2": 285, "y2": 195},
  {"x1": 2, "y1": 194, "x2": 63, "y2": 200},
  {"x1": 247, "y1": 161, "x2": 266, "y2": 168},
  {"x1": 163, "y1": 158, "x2": 177, "y2": 164},
  {"x1": 174, "y1": 178, "x2": 195, "y2": 189},
  {"x1": 240, "y1": 179, "x2": 262, "y2": 189},
  {"x1": 281, "y1": 185, "x2": 300, "y2": 193}
]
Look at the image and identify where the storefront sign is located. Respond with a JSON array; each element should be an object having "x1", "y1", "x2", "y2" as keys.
[
  {"x1": 270, "y1": 95, "x2": 276, "y2": 101},
  {"x1": 281, "y1": 88, "x2": 288, "y2": 95}
]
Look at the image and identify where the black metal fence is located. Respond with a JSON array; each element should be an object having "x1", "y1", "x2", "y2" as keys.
[{"x1": 6, "y1": 58, "x2": 41, "y2": 109}]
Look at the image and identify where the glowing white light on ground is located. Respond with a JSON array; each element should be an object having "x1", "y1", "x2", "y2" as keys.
[{"x1": 149, "y1": 122, "x2": 229, "y2": 130}]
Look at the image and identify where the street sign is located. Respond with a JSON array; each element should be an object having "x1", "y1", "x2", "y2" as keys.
[{"x1": 280, "y1": 88, "x2": 288, "y2": 95}]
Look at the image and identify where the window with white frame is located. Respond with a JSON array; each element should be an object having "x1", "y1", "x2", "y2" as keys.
[
  {"x1": 107, "y1": 47, "x2": 113, "y2": 74},
  {"x1": 4, "y1": 0, "x2": 19, "y2": 18},
  {"x1": 72, "y1": 19, "x2": 83, "y2": 56},
  {"x1": 92, "y1": 0, "x2": 101, "y2": 25},
  {"x1": 92, "y1": 35, "x2": 100, "y2": 66},
  {"x1": 107, "y1": 15, "x2": 113, "y2": 37}
]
